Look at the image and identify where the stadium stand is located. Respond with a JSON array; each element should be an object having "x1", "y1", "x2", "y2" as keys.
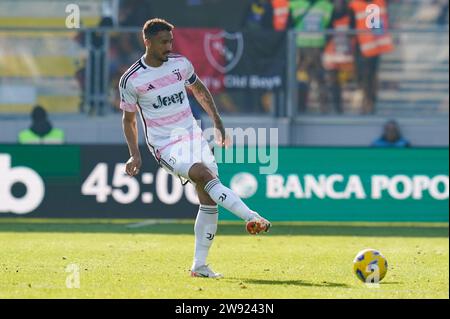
[
  {"x1": 377, "y1": 0, "x2": 449, "y2": 115},
  {"x1": 0, "y1": 0, "x2": 448, "y2": 146},
  {"x1": 302, "y1": 0, "x2": 449, "y2": 115},
  {"x1": 0, "y1": 0, "x2": 102, "y2": 114}
]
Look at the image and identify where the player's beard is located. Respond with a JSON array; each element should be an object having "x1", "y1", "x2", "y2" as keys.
[
  {"x1": 160, "y1": 50, "x2": 171, "y2": 62},
  {"x1": 161, "y1": 52, "x2": 169, "y2": 62}
]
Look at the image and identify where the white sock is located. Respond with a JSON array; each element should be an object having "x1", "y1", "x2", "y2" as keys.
[
  {"x1": 192, "y1": 204, "x2": 218, "y2": 271},
  {"x1": 204, "y1": 178, "x2": 259, "y2": 221}
]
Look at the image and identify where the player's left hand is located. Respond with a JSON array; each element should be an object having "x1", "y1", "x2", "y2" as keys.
[{"x1": 214, "y1": 123, "x2": 231, "y2": 148}]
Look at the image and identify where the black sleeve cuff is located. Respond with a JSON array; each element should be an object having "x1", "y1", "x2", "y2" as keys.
[{"x1": 186, "y1": 73, "x2": 197, "y2": 86}]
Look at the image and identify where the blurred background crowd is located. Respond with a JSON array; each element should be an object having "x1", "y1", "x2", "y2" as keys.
[{"x1": 0, "y1": 0, "x2": 448, "y2": 146}]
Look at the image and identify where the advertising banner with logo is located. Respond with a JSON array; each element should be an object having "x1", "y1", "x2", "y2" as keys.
[
  {"x1": 0, "y1": 145, "x2": 199, "y2": 218},
  {"x1": 216, "y1": 147, "x2": 449, "y2": 222},
  {"x1": 1, "y1": 146, "x2": 448, "y2": 222},
  {"x1": 173, "y1": 29, "x2": 287, "y2": 93}
]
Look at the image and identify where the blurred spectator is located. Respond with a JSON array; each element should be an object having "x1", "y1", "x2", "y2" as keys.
[
  {"x1": 413, "y1": 0, "x2": 449, "y2": 26},
  {"x1": 119, "y1": 0, "x2": 153, "y2": 27},
  {"x1": 371, "y1": 120, "x2": 410, "y2": 147},
  {"x1": 18, "y1": 106, "x2": 65, "y2": 144},
  {"x1": 349, "y1": 0, "x2": 394, "y2": 114},
  {"x1": 186, "y1": 0, "x2": 222, "y2": 5},
  {"x1": 323, "y1": 0, "x2": 355, "y2": 113},
  {"x1": 243, "y1": 0, "x2": 274, "y2": 30},
  {"x1": 97, "y1": 0, "x2": 153, "y2": 112},
  {"x1": 187, "y1": 0, "x2": 203, "y2": 5},
  {"x1": 436, "y1": 0, "x2": 449, "y2": 25},
  {"x1": 109, "y1": 33, "x2": 143, "y2": 112},
  {"x1": 242, "y1": 0, "x2": 278, "y2": 114},
  {"x1": 75, "y1": 16, "x2": 114, "y2": 116},
  {"x1": 272, "y1": 0, "x2": 290, "y2": 31},
  {"x1": 289, "y1": 0, "x2": 334, "y2": 113},
  {"x1": 92, "y1": 16, "x2": 114, "y2": 116}
]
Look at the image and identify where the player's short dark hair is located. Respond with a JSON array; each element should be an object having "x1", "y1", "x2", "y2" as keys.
[{"x1": 142, "y1": 18, "x2": 174, "y2": 39}]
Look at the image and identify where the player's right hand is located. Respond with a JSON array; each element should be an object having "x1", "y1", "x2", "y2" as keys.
[{"x1": 125, "y1": 155, "x2": 142, "y2": 176}]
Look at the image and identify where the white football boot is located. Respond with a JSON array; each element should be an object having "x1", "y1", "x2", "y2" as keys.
[{"x1": 190, "y1": 264, "x2": 223, "y2": 278}]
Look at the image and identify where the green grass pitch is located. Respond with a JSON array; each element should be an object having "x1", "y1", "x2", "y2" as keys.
[{"x1": 0, "y1": 219, "x2": 448, "y2": 299}]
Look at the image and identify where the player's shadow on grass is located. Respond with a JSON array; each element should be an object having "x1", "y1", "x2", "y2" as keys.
[
  {"x1": 0, "y1": 221, "x2": 448, "y2": 238},
  {"x1": 227, "y1": 277, "x2": 350, "y2": 288}
]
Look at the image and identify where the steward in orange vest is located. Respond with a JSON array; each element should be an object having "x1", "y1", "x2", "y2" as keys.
[
  {"x1": 349, "y1": 0, "x2": 394, "y2": 57},
  {"x1": 271, "y1": 0, "x2": 290, "y2": 31},
  {"x1": 349, "y1": 0, "x2": 394, "y2": 114},
  {"x1": 323, "y1": 14, "x2": 355, "y2": 71}
]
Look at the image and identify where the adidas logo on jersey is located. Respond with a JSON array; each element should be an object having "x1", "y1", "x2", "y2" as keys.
[{"x1": 152, "y1": 91, "x2": 185, "y2": 109}]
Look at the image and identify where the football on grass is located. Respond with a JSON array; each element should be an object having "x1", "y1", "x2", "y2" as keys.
[{"x1": 353, "y1": 248, "x2": 388, "y2": 283}]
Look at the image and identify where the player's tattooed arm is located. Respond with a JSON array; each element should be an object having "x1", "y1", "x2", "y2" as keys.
[
  {"x1": 189, "y1": 78, "x2": 221, "y2": 122},
  {"x1": 189, "y1": 78, "x2": 230, "y2": 147},
  {"x1": 122, "y1": 111, "x2": 142, "y2": 176}
]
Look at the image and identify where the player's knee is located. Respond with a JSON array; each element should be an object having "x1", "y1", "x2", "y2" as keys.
[
  {"x1": 189, "y1": 163, "x2": 217, "y2": 187},
  {"x1": 197, "y1": 168, "x2": 216, "y2": 187}
]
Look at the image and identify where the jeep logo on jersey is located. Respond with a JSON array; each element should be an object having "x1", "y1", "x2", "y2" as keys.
[{"x1": 152, "y1": 92, "x2": 185, "y2": 109}]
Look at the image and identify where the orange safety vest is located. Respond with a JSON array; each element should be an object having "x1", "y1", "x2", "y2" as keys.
[
  {"x1": 272, "y1": 0, "x2": 289, "y2": 31},
  {"x1": 349, "y1": 0, "x2": 394, "y2": 57},
  {"x1": 323, "y1": 15, "x2": 355, "y2": 71}
]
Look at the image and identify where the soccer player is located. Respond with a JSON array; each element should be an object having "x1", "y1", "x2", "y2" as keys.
[{"x1": 119, "y1": 18, "x2": 271, "y2": 278}]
